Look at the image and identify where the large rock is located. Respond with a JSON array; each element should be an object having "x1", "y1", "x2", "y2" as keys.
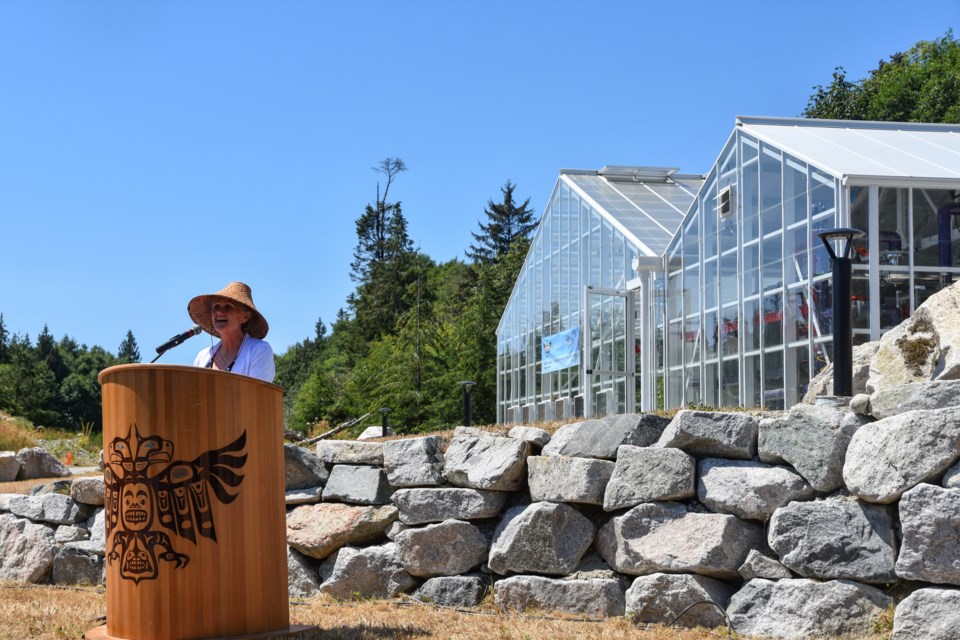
[
  {"x1": 284, "y1": 444, "x2": 329, "y2": 490},
  {"x1": 541, "y1": 414, "x2": 669, "y2": 459},
  {"x1": 85, "y1": 508, "x2": 106, "y2": 554},
  {"x1": 767, "y1": 498, "x2": 897, "y2": 583},
  {"x1": 494, "y1": 576, "x2": 625, "y2": 617},
  {"x1": 70, "y1": 476, "x2": 105, "y2": 507},
  {"x1": 52, "y1": 542, "x2": 103, "y2": 585},
  {"x1": 383, "y1": 436, "x2": 444, "y2": 488},
  {"x1": 0, "y1": 513, "x2": 57, "y2": 582},
  {"x1": 655, "y1": 410, "x2": 758, "y2": 460},
  {"x1": 738, "y1": 550, "x2": 793, "y2": 580},
  {"x1": 507, "y1": 426, "x2": 551, "y2": 449},
  {"x1": 625, "y1": 573, "x2": 735, "y2": 628},
  {"x1": 394, "y1": 520, "x2": 489, "y2": 577},
  {"x1": 596, "y1": 501, "x2": 764, "y2": 579},
  {"x1": 321, "y1": 465, "x2": 394, "y2": 505},
  {"x1": 318, "y1": 543, "x2": 417, "y2": 600},
  {"x1": 868, "y1": 380, "x2": 960, "y2": 419},
  {"x1": 893, "y1": 587, "x2": 960, "y2": 640},
  {"x1": 488, "y1": 502, "x2": 595, "y2": 576},
  {"x1": 843, "y1": 407, "x2": 960, "y2": 504},
  {"x1": 443, "y1": 431, "x2": 530, "y2": 491},
  {"x1": 286, "y1": 502, "x2": 398, "y2": 560},
  {"x1": 391, "y1": 488, "x2": 508, "y2": 525},
  {"x1": 945, "y1": 461, "x2": 960, "y2": 489},
  {"x1": 727, "y1": 578, "x2": 892, "y2": 639},
  {"x1": 315, "y1": 440, "x2": 383, "y2": 466},
  {"x1": 413, "y1": 575, "x2": 488, "y2": 608},
  {"x1": 867, "y1": 283, "x2": 960, "y2": 394},
  {"x1": 287, "y1": 547, "x2": 322, "y2": 598},
  {"x1": 803, "y1": 341, "x2": 879, "y2": 403},
  {"x1": 603, "y1": 446, "x2": 695, "y2": 511},
  {"x1": 896, "y1": 483, "x2": 960, "y2": 585},
  {"x1": 0, "y1": 451, "x2": 20, "y2": 482},
  {"x1": 759, "y1": 402, "x2": 866, "y2": 492},
  {"x1": 527, "y1": 456, "x2": 613, "y2": 505},
  {"x1": 697, "y1": 458, "x2": 815, "y2": 521},
  {"x1": 15, "y1": 447, "x2": 70, "y2": 480},
  {"x1": 6, "y1": 493, "x2": 86, "y2": 525}
]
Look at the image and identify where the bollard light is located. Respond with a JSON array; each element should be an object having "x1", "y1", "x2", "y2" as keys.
[
  {"x1": 459, "y1": 380, "x2": 476, "y2": 427},
  {"x1": 818, "y1": 227, "x2": 865, "y2": 397},
  {"x1": 378, "y1": 407, "x2": 392, "y2": 434}
]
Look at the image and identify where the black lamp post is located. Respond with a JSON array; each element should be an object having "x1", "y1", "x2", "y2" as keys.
[
  {"x1": 459, "y1": 380, "x2": 476, "y2": 427},
  {"x1": 818, "y1": 227, "x2": 866, "y2": 397},
  {"x1": 378, "y1": 407, "x2": 392, "y2": 434}
]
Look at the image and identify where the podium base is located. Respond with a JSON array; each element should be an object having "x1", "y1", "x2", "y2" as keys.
[{"x1": 85, "y1": 624, "x2": 320, "y2": 640}]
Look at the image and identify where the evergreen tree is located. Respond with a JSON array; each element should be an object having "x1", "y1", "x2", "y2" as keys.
[
  {"x1": 117, "y1": 330, "x2": 141, "y2": 364},
  {"x1": 467, "y1": 180, "x2": 537, "y2": 265},
  {"x1": 804, "y1": 31, "x2": 960, "y2": 122},
  {"x1": 0, "y1": 313, "x2": 8, "y2": 364},
  {"x1": 348, "y1": 157, "x2": 418, "y2": 340}
]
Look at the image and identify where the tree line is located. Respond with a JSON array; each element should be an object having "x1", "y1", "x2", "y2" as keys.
[{"x1": 273, "y1": 158, "x2": 536, "y2": 433}]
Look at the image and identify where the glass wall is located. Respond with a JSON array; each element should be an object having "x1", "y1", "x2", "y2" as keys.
[
  {"x1": 654, "y1": 131, "x2": 960, "y2": 411},
  {"x1": 655, "y1": 131, "x2": 840, "y2": 410},
  {"x1": 497, "y1": 180, "x2": 643, "y2": 423}
]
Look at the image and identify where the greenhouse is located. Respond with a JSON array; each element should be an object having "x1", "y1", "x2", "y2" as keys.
[{"x1": 496, "y1": 116, "x2": 960, "y2": 424}]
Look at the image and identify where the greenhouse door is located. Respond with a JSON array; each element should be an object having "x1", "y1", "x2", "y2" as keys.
[{"x1": 583, "y1": 286, "x2": 635, "y2": 417}]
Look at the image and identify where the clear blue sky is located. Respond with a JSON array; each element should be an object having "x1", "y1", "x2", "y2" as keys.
[{"x1": 1, "y1": 1, "x2": 957, "y2": 366}]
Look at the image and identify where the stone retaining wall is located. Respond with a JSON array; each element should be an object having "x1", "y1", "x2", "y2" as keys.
[{"x1": 4, "y1": 394, "x2": 960, "y2": 638}]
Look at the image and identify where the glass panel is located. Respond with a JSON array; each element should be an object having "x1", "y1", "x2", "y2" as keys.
[
  {"x1": 786, "y1": 287, "x2": 810, "y2": 341},
  {"x1": 684, "y1": 266, "x2": 700, "y2": 315},
  {"x1": 878, "y1": 187, "x2": 909, "y2": 267},
  {"x1": 720, "y1": 252, "x2": 738, "y2": 305},
  {"x1": 667, "y1": 366, "x2": 682, "y2": 408},
  {"x1": 721, "y1": 358, "x2": 739, "y2": 406},
  {"x1": 763, "y1": 349, "x2": 784, "y2": 410},
  {"x1": 784, "y1": 157, "x2": 808, "y2": 227},
  {"x1": 668, "y1": 320, "x2": 683, "y2": 369},
  {"x1": 667, "y1": 271, "x2": 682, "y2": 318},
  {"x1": 703, "y1": 362, "x2": 718, "y2": 408},
  {"x1": 811, "y1": 278, "x2": 832, "y2": 338},
  {"x1": 879, "y1": 271, "x2": 910, "y2": 331},
  {"x1": 791, "y1": 345, "x2": 810, "y2": 406},
  {"x1": 702, "y1": 175, "x2": 718, "y2": 260},
  {"x1": 851, "y1": 269, "x2": 870, "y2": 330},
  {"x1": 785, "y1": 224, "x2": 809, "y2": 286},
  {"x1": 745, "y1": 298, "x2": 761, "y2": 352},
  {"x1": 850, "y1": 186, "x2": 869, "y2": 261},
  {"x1": 683, "y1": 211, "x2": 700, "y2": 264},
  {"x1": 684, "y1": 314, "x2": 701, "y2": 366},
  {"x1": 742, "y1": 143, "x2": 760, "y2": 243},
  {"x1": 762, "y1": 234, "x2": 783, "y2": 292},
  {"x1": 720, "y1": 306, "x2": 739, "y2": 358},
  {"x1": 811, "y1": 169, "x2": 835, "y2": 215},
  {"x1": 813, "y1": 341, "x2": 832, "y2": 380},
  {"x1": 744, "y1": 353, "x2": 761, "y2": 407},
  {"x1": 704, "y1": 310, "x2": 718, "y2": 361},
  {"x1": 763, "y1": 293, "x2": 784, "y2": 347},
  {"x1": 686, "y1": 365, "x2": 701, "y2": 407},
  {"x1": 811, "y1": 216, "x2": 835, "y2": 278},
  {"x1": 913, "y1": 188, "x2": 960, "y2": 268},
  {"x1": 704, "y1": 258, "x2": 718, "y2": 310},
  {"x1": 761, "y1": 147, "x2": 783, "y2": 236},
  {"x1": 743, "y1": 243, "x2": 760, "y2": 297}
]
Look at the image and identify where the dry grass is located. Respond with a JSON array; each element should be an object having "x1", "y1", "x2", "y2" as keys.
[
  {"x1": 0, "y1": 585, "x2": 739, "y2": 640},
  {"x1": 0, "y1": 413, "x2": 39, "y2": 451}
]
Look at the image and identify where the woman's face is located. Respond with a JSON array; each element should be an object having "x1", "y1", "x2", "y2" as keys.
[{"x1": 211, "y1": 298, "x2": 252, "y2": 336}]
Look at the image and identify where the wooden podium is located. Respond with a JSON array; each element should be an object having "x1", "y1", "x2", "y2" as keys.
[{"x1": 87, "y1": 364, "x2": 312, "y2": 640}]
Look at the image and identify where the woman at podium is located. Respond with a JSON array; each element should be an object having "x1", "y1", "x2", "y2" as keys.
[{"x1": 188, "y1": 281, "x2": 276, "y2": 382}]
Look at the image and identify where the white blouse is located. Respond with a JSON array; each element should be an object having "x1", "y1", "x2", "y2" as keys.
[{"x1": 194, "y1": 336, "x2": 276, "y2": 383}]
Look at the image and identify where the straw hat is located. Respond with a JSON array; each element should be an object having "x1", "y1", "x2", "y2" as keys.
[{"x1": 187, "y1": 282, "x2": 269, "y2": 339}]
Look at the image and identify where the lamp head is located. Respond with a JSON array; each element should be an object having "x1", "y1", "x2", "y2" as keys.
[
  {"x1": 459, "y1": 380, "x2": 476, "y2": 393},
  {"x1": 378, "y1": 407, "x2": 392, "y2": 415},
  {"x1": 818, "y1": 227, "x2": 865, "y2": 260}
]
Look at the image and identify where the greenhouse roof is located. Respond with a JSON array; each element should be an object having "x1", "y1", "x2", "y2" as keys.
[
  {"x1": 738, "y1": 116, "x2": 960, "y2": 187},
  {"x1": 560, "y1": 167, "x2": 704, "y2": 257}
]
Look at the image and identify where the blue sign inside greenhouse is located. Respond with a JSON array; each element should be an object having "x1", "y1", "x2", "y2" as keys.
[{"x1": 541, "y1": 326, "x2": 580, "y2": 373}]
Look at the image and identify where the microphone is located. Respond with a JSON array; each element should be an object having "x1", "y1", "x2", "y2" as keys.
[{"x1": 155, "y1": 324, "x2": 202, "y2": 355}]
